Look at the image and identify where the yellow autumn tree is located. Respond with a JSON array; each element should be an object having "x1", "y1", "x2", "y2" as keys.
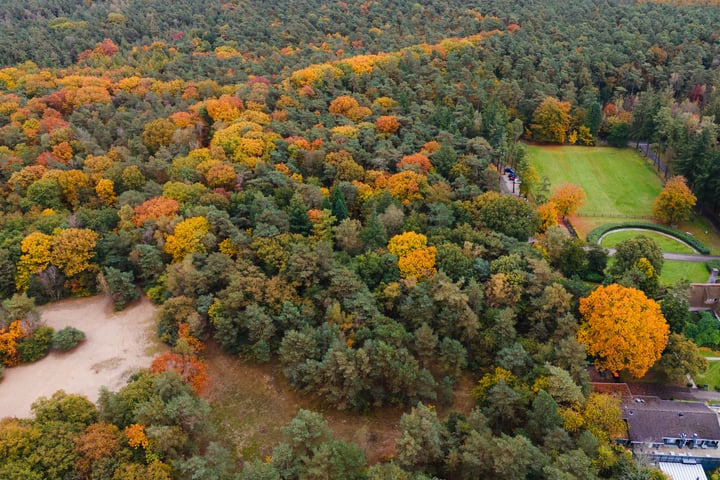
[
  {"x1": 549, "y1": 183, "x2": 586, "y2": 219},
  {"x1": 387, "y1": 170, "x2": 426, "y2": 206},
  {"x1": 50, "y1": 228, "x2": 99, "y2": 277},
  {"x1": 578, "y1": 283, "x2": 669, "y2": 378},
  {"x1": 388, "y1": 231, "x2": 436, "y2": 279},
  {"x1": 530, "y1": 96, "x2": 572, "y2": 144},
  {"x1": 16, "y1": 231, "x2": 53, "y2": 290},
  {"x1": 95, "y1": 178, "x2": 116, "y2": 206},
  {"x1": 164, "y1": 216, "x2": 211, "y2": 263},
  {"x1": 536, "y1": 202, "x2": 559, "y2": 232},
  {"x1": 652, "y1": 175, "x2": 697, "y2": 226}
]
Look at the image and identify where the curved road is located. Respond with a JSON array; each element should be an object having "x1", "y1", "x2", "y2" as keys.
[{"x1": 604, "y1": 248, "x2": 720, "y2": 262}]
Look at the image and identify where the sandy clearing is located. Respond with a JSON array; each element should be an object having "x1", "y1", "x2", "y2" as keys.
[{"x1": 0, "y1": 294, "x2": 162, "y2": 420}]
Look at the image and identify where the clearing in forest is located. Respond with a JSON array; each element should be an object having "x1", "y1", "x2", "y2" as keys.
[
  {"x1": 0, "y1": 295, "x2": 162, "y2": 419},
  {"x1": 528, "y1": 145, "x2": 663, "y2": 224}
]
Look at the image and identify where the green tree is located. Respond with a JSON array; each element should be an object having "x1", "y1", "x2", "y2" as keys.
[
  {"x1": 0, "y1": 249, "x2": 16, "y2": 300},
  {"x1": 657, "y1": 333, "x2": 707, "y2": 383},
  {"x1": 610, "y1": 235, "x2": 664, "y2": 278},
  {"x1": 585, "y1": 101, "x2": 602, "y2": 138},
  {"x1": 478, "y1": 195, "x2": 540, "y2": 241},
  {"x1": 396, "y1": 403, "x2": 446, "y2": 472},
  {"x1": 301, "y1": 440, "x2": 367, "y2": 480},
  {"x1": 330, "y1": 186, "x2": 348, "y2": 222},
  {"x1": 101, "y1": 267, "x2": 139, "y2": 311},
  {"x1": 661, "y1": 282, "x2": 692, "y2": 333},
  {"x1": 287, "y1": 194, "x2": 311, "y2": 235},
  {"x1": 17, "y1": 326, "x2": 54, "y2": 363}
]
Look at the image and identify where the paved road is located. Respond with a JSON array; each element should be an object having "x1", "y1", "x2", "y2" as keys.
[{"x1": 604, "y1": 248, "x2": 720, "y2": 262}]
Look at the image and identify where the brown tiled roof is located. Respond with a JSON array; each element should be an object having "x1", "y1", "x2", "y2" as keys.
[
  {"x1": 622, "y1": 397, "x2": 720, "y2": 443},
  {"x1": 591, "y1": 382, "x2": 632, "y2": 398}
]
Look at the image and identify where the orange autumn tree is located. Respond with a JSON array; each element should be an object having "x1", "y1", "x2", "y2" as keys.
[
  {"x1": 375, "y1": 115, "x2": 400, "y2": 135},
  {"x1": 549, "y1": 183, "x2": 586, "y2": 219},
  {"x1": 151, "y1": 352, "x2": 208, "y2": 394},
  {"x1": 397, "y1": 154, "x2": 432, "y2": 175},
  {"x1": 133, "y1": 197, "x2": 180, "y2": 227},
  {"x1": 387, "y1": 170, "x2": 426, "y2": 206},
  {"x1": 578, "y1": 283, "x2": 669, "y2": 378},
  {"x1": 0, "y1": 320, "x2": 26, "y2": 366},
  {"x1": 652, "y1": 175, "x2": 697, "y2": 226},
  {"x1": 124, "y1": 423, "x2": 149, "y2": 449},
  {"x1": 74, "y1": 422, "x2": 123, "y2": 478}
]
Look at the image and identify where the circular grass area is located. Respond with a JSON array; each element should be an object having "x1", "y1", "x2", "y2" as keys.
[{"x1": 599, "y1": 229, "x2": 697, "y2": 254}]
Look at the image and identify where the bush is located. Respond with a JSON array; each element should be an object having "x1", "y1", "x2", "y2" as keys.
[
  {"x1": 52, "y1": 327, "x2": 86, "y2": 351},
  {"x1": 707, "y1": 259, "x2": 720, "y2": 272},
  {"x1": 17, "y1": 326, "x2": 54, "y2": 363},
  {"x1": 0, "y1": 364, "x2": 4, "y2": 382},
  {"x1": 587, "y1": 222, "x2": 710, "y2": 254}
]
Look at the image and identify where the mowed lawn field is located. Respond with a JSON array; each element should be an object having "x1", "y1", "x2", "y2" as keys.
[
  {"x1": 528, "y1": 145, "x2": 663, "y2": 219},
  {"x1": 528, "y1": 145, "x2": 715, "y2": 284}
]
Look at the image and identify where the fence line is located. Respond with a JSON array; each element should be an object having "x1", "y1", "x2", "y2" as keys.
[
  {"x1": 635, "y1": 142, "x2": 669, "y2": 179},
  {"x1": 577, "y1": 213, "x2": 655, "y2": 219}
]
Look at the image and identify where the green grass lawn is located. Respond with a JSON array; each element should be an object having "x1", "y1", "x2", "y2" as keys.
[
  {"x1": 699, "y1": 347, "x2": 720, "y2": 358},
  {"x1": 694, "y1": 360, "x2": 720, "y2": 390},
  {"x1": 600, "y1": 230, "x2": 696, "y2": 253},
  {"x1": 661, "y1": 260, "x2": 711, "y2": 285},
  {"x1": 528, "y1": 145, "x2": 663, "y2": 218}
]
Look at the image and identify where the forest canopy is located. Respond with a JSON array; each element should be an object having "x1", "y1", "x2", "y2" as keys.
[{"x1": 1, "y1": 0, "x2": 719, "y2": 478}]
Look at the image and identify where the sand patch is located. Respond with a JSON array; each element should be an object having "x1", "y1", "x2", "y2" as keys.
[{"x1": 0, "y1": 294, "x2": 161, "y2": 419}]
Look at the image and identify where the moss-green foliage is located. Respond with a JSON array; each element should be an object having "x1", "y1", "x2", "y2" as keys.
[
  {"x1": 51, "y1": 327, "x2": 86, "y2": 351},
  {"x1": 17, "y1": 326, "x2": 54, "y2": 363}
]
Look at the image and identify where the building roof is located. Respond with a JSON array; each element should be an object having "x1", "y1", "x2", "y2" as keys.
[
  {"x1": 658, "y1": 462, "x2": 707, "y2": 480},
  {"x1": 622, "y1": 397, "x2": 720, "y2": 443}
]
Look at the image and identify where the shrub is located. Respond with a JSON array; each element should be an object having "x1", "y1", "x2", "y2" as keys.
[
  {"x1": 587, "y1": 222, "x2": 710, "y2": 254},
  {"x1": 707, "y1": 259, "x2": 720, "y2": 272},
  {"x1": 17, "y1": 326, "x2": 54, "y2": 363},
  {"x1": 0, "y1": 364, "x2": 4, "y2": 382},
  {"x1": 52, "y1": 327, "x2": 86, "y2": 351}
]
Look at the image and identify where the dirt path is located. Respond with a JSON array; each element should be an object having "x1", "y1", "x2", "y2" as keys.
[{"x1": 0, "y1": 294, "x2": 162, "y2": 420}]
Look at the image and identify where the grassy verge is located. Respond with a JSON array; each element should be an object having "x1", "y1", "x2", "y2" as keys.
[
  {"x1": 600, "y1": 230, "x2": 695, "y2": 253},
  {"x1": 699, "y1": 347, "x2": 720, "y2": 358},
  {"x1": 694, "y1": 360, "x2": 720, "y2": 390},
  {"x1": 661, "y1": 260, "x2": 711, "y2": 285}
]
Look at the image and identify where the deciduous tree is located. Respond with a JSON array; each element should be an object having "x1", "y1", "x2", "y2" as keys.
[
  {"x1": 50, "y1": 228, "x2": 99, "y2": 277},
  {"x1": 164, "y1": 217, "x2": 211, "y2": 263},
  {"x1": 388, "y1": 232, "x2": 437, "y2": 279},
  {"x1": 549, "y1": 183, "x2": 586, "y2": 219},
  {"x1": 578, "y1": 284, "x2": 669, "y2": 377},
  {"x1": 652, "y1": 175, "x2": 696, "y2": 226},
  {"x1": 530, "y1": 97, "x2": 572, "y2": 144}
]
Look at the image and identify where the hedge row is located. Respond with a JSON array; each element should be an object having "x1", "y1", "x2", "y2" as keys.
[{"x1": 586, "y1": 222, "x2": 710, "y2": 254}]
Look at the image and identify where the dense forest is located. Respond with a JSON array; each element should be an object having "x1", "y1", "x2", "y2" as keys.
[{"x1": 1, "y1": 0, "x2": 720, "y2": 478}]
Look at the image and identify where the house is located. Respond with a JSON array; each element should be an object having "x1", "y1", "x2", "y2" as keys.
[
  {"x1": 658, "y1": 461, "x2": 708, "y2": 480},
  {"x1": 688, "y1": 269, "x2": 720, "y2": 316},
  {"x1": 621, "y1": 396, "x2": 720, "y2": 471}
]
